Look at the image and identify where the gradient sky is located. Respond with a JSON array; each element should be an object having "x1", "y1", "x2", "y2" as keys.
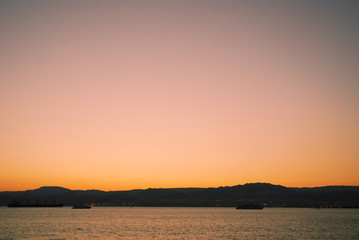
[{"x1": 1, "y1": 0, "x2": 358, "y2": 191}]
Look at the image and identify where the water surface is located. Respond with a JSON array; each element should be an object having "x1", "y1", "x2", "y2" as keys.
[{"x1": 1, "y1": 207, "x2": 358, "y2": 239}]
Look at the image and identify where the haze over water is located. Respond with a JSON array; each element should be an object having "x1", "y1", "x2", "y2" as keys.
[{"x1": 1, "y1": 0, "x2": 359, "y2": 191}]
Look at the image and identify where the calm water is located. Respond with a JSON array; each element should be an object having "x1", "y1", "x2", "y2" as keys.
[{"x1": 1, "y1": 207, "x2": 359, "y2": 239}]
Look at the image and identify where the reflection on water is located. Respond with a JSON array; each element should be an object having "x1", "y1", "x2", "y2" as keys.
[{"x1": 1, "y1": 207, "x2": 359, "y2": 239}]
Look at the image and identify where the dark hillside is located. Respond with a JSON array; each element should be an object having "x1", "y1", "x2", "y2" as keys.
[{"x1": 1, "y1": 183, "x2": 359, "y2": 207}]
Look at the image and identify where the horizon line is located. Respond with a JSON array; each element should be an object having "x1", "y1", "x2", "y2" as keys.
[{"x1": 3, "y1": 182, "x2": 359, "y2": 192}]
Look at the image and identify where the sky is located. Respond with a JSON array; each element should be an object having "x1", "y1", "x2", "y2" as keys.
[{"x1": 1, "y1": 0, "x2": 358, "y2": 191}]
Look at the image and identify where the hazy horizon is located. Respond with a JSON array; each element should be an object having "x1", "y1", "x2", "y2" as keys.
[
  {"x1": 1, "y1": 0, "x2": 359, "y2": 191},
  {"x1": 3, "y1": 181, "x2": 359, "y2": 193}
]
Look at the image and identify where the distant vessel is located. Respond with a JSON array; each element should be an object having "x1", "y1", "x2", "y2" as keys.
[
  {"x1": 72, "y1": 204, "x2": 92, "y2": 209},
  {"x1": 236, "y1": 202, "x2": 263, "y2": 209}
]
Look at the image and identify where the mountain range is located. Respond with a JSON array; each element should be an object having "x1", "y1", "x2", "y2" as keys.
[{"x1": 1, "y1": 183, "x2": 359, "y2": 208}]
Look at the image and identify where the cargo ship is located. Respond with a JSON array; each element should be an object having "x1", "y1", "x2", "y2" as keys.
[
  {"x1": 236, "y1": 202, "x2": 263, "y2": 209},
  {"x1": 72, "y1": 204, "x2": 92, "y2": 209}
]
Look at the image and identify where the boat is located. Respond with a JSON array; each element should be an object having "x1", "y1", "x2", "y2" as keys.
[
  {"x1": 236, "y1": 202, "x2": 263, "y2": 209},
  {"x1": 72, "y1": 204, "x2": 92, "y2": 209}
]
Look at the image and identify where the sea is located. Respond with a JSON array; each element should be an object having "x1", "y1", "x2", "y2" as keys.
[{"x1": 1, "y1": 207, "x2": 359, "y2": 239}]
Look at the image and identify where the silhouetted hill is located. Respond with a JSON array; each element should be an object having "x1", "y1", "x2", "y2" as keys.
[
  {"x1": 28, "y1": 186, "x2": 71, "y2": 195},
  {"x1": 1, "y1": 183, "x2": 359, "y2": 207}
]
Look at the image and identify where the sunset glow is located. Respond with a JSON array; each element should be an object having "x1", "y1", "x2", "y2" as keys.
[{"x1": 1, "y1": 1, "x2": 358, "y2": 191}]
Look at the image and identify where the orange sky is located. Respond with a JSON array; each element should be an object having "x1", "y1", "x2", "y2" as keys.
[{"x1": 1, "y1": 1, "x2": 358, "y2": 191}]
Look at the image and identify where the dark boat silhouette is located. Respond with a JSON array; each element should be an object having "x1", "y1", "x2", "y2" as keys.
[
  {"x1": 236, "y1": 202, "x2": 263, "y2": 209},
  {"x1": 72, "y1": 204, "x2": 92, "y2": 209}
]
